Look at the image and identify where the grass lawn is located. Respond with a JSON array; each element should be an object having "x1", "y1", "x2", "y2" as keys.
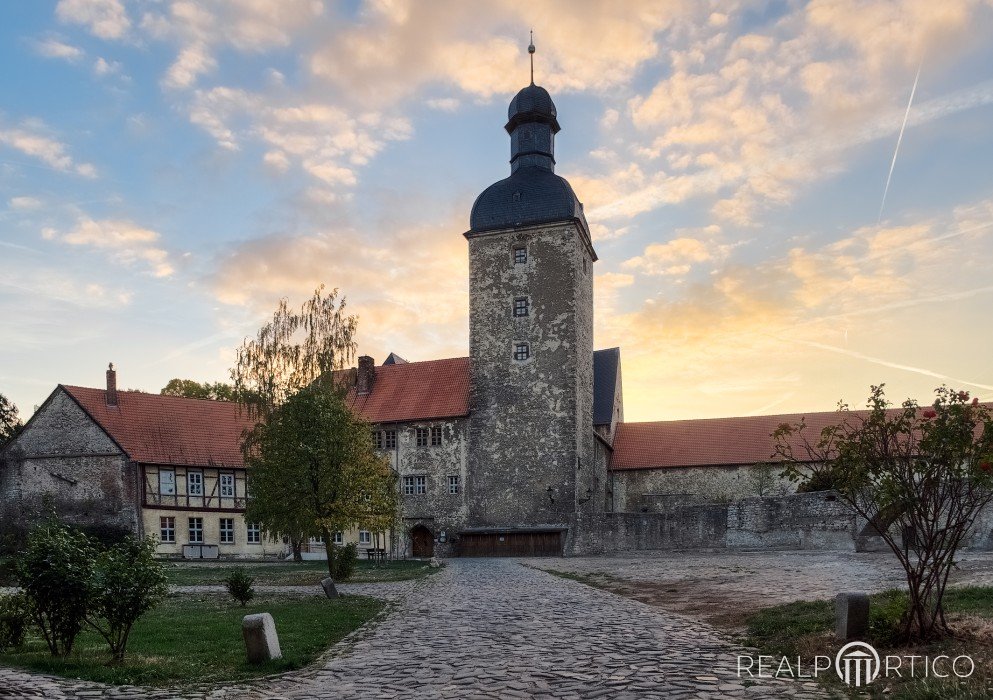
[
  {"x1": 741, "y1": 587, "x2": 993, "y2": 699},
  {"x1": 0, "y1": 593, "x2": 384, "y2": 686},
  {"x1": 164, "y1": 558, "x2": 437, "y2": 587}
]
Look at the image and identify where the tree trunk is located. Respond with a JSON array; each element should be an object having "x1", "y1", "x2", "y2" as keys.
[{"x1": 291, "y1": 537, "x2": 303, "y2": 562}]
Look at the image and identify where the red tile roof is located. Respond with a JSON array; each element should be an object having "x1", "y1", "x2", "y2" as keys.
[
  {"x1": 62, "y1": 385, "x2": 254, "y2": 468},
  {"x1": 344, "y1": 356, "x2": 470, "y2": 423},
  {"x1": 611, "y1": 408, "x2": 894, "y2": 471}
]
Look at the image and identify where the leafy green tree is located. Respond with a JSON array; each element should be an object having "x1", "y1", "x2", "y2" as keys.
[
  {"x1": 87, "y1": 536, "x2": 168, "y2": 662},
  {"x1": 774, "y1": 385, "x2": 993, "y2": 641},
  {"x1": 0, "y1": 392, "x2": 22, "y2": 446},
  {"x1": 244, "y1": 384, "x2": 398, "y2": 582},
  {"x1": 17, "y1": 522, "x2": 95, "y2": 656},
  {"x1": 160, "y1": 379, "x2": 235, "y2": 401}
]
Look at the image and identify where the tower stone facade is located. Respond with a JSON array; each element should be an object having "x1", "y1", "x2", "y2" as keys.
[{"x1": 464, "y1": 81, "x2": 598, "y2": 544}]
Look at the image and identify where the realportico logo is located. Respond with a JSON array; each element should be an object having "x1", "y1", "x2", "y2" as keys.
[{"x1": 738, "y1": 641, "x2": 975, "y2": 687}]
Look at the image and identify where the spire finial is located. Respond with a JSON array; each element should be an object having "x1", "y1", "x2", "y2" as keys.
[{"x1": 528, "y1": 30, "x2": 535, "y2": 85}]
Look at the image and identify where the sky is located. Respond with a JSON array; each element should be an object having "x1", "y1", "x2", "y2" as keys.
[{"x1": 1, "y1": 0, "x2": 992, "y2": 423}]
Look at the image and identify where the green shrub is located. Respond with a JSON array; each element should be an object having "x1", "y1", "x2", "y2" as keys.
[
  {"x1": 869, "y1": 589, "x2": 910, "y2": 646},
  {"x1": 224, "y1": 569, "x2": 255, "y2": 607},
  {"x1": 16, "y1": 521, "x2": 96, "y2": 656},
  {"x1": 0, "y1": 592, "x2": 30, "y2": 651},
  {"x1": 88, "y1": 536, "x2": 168, "y2": 661},
  {"x1": 331, "y1": 543, "x2": 358, "y2": 581}
]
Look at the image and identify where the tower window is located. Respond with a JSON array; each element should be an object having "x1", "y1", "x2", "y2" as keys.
[
  {"x1": 514, "y1": 342, "x2": 530, "y2": 361},
  {"x1": 513, "y1": 297, "x2": 529, "y2": 317},
  {"x1": 513, "y1": 246, "x2": 527, "y2": 264}
]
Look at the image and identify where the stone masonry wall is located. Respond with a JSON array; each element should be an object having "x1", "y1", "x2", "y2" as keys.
[
  {"x1": 467, "y1": 222, "x2": 595, "y2": 534},
  {"x1": 614, "y1": 464, "x2": 796, "y2": 509},
  {"x1": 0, "y1": 388, "x2": 139, "y2": 535}
]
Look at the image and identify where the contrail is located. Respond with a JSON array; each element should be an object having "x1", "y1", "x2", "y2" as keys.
[{"x1": 878, "y1": 58, "x2": 923, "y2": 223}]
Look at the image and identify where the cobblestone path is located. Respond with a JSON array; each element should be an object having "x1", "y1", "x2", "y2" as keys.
[{"x1": 0, "y1": 559, "x2": 826, "y2": 699}]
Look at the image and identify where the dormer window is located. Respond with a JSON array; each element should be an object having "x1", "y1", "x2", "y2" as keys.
[
  {"x1": 514, "y1": 342, "x2": 530, "y2": 361},
  {"x1": 513, "y1": 297, "x2": 529, "y2": 317},
  {"x1": 513, "y1": 246, "x2": 527, "y2": 264}
]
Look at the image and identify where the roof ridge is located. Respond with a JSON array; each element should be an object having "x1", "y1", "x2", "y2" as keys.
[{"x1": 62, "y1": 384, "x2": 241, "y2": 406}]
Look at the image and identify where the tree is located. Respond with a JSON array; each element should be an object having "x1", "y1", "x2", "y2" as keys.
[
  {"x1": 243, "y1": 384, "x2": 399, "y2": 583},
  {"x1": 87, "y1": 536, "x2": 168, "y2": 662},
  {"x1": 161, "y1": 379, "x2": 235, "y2": 401},
  {"x1": 748, "y1": 462, "x2": 787, "y2": 498},
  {"x1": 231, "y1": 285, "x2": 357, "y2": 422},
  {"x1": 774, "y1": 385, "x2": 993, "y2": 642},
  {"x1": 0, "y1": 392, "x2": 22, "y2": 446}
]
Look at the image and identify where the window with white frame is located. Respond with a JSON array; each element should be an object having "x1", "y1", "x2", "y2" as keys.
[
  {"x1": 219, "y1": 517, "x2": 234, "y2": 544},
  {"x1": 219, "y1": 473, "x2": 235, "y2": 497},
  {"x1": 513, "y1": 245, "x2": 527, "y2": 264},
  {"x1": 449, "y1": 475, "x2": 460, "y2": 494},
  {"x1": 402, "y1": 475, "x2": 415, "y2": 495},
  {"x1": 415, "y1": 427, "x2": 428, "y2": 447},
  {"x1": 160, "y1": 516, "x2": 175, "y2": 543},
  {"x1": 159, "y1": 469, "x2": 175, "y2": 495},
  {"x1": 333, "y1": 532, "x2": 343, "y2": 545},
  {"x1": 246, "y1": 522, "x2": 261, "y2": 544},
  {"x1": 514, "y1": 342, "x2": 530, "y2": 361},
  {"x1": 187, "y1": 471, "x2": 203, "y2": 496},
  {"x1": 358, "y1": 530, "x2": 371, "y2": 545},
  {"x1": 372, "y1": 430, "x2": 383, "y2": 449},
  {"x1": 513, "y1": 297, "x2": 529, "y2": 317},
  {"x1": 414, "y1": 475, "x2": 427, "y2": 495},
  {"x1": 384, "y1": 429, "x2": 397, "y2": 449},
  {"x1": 430, "y1": 426, "x2": 442, "y2": 446},
  {"x1": 188, "y1": 517, "x2": 203, "y2": 543}
]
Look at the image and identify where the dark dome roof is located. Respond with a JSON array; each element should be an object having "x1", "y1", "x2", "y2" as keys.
[
  {"x1": 469, "y1": 165, "x2": 587, "y2": 233},
  {"x1": 508, "y1": 84, "x2": 557, "y2": 121}
]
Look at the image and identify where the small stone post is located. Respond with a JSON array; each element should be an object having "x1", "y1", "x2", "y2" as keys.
[
  {"x1": 242, "y1": 613, "x2": 282, "y2": 664},
  {"x1": 835, "y1": 592, "x2": 870, "y2": 641},
  {"x1": 321, "y1": 576, "x2": 339, "y2": 599}
]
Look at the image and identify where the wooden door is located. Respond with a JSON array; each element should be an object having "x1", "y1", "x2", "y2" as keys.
[{"x1": 411, "y1": 526, "x2": 434, "y2": 558}]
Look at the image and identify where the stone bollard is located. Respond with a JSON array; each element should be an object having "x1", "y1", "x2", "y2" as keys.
[
  {"x1": 835, "y1": 592, "x2": 870, "y2": 641},
  {"x1": 428, "y1": 557, "x2": 440, "y2": 568},
  {"x1": 242, "y1": 613, "x2": 282, "y2": 664},
  {"x1": 321, "y1": 576, "x2": 339, "y2": 599}
]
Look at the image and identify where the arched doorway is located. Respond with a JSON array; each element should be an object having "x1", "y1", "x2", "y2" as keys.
[{"x1": 410, "y1": 525, "x2": 434, "y2": 558}]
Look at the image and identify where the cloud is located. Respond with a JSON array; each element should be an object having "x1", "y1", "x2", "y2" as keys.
[
  {"x1": 0, "y1": 121, "x2": 97, "y2": 177},
  {"x1": 93, "y1": 56, "x2": 124, "y2": 78},
  {"x1": 9, "y1": 197, "x2": 42, "y2": 210},
  {"x1": 50, "y1": 218, "x2": 175, "y2": 277},
  {"x1": 56, "y1": 0, "x2": 130, "y2": 40},
  {"x1": 623, "y1": 237, "x2": 718, "y2": 276},
  {"x1": 33, "y1": 37, "x2": 84, "y2": 61}
]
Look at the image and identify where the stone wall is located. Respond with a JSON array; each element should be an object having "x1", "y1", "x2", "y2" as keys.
[
  {"x1": 726, "y1": 492, "x2": 858, "y2": 550},
  {"x1": 0, "y1": 388, "x2": 140, "y2": 536},
  {"x1": 466, "y1": 222, "x2": 596, "y2": 533},
  {"x1": 573, "y1": 506, "x2": 728, "y2": 555},
  {"x1": 613, "y1": 463, "x2": 796, "y2": 509}
]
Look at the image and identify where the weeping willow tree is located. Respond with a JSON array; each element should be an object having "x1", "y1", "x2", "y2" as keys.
[
  {"x1": 231, "y1": 285, "x2": 358, "y2": 422},
  {"x1": 233, "y1": 285, "x2": 359, "y2": 559}
]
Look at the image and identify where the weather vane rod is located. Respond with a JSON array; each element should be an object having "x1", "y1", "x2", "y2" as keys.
[{"x1": 529, "y1": 30, "x2": 535, "y2": 85}]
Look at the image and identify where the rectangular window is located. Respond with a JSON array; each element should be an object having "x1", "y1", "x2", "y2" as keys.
[
  {"x1": 359, "y1": 530, "x2": 371, "y2": 545},
  {"x1": 188, "y1": 517, "x2": 203, "y2": 544},
  {"x1": 514, "y1": 342, "x2": 530, "y2": 361},
  {"x1": 402, "y1": 475, "x2": 415, "y2": 495},
  {"x1": 160, "y1": 516, "x2": 175, "y2": 543},
  {"x1": 513, "y1": 246, "x2": 527, "y2": 264},
  {"x1": 372, "y1": 430, "x2": 383, "y2": 449},
  {"x1": 416, "y1": 427, "x2": 428, "y2": 447},
  {"x1": 187, "y1": 471, "x2": 203, "y2": 496},
  {"x1": 219, "y1": 473, "x2": 235, "y2": 498},
  {"x1": 415, "y1": 475, "x2": 427, "y2": 495},
  {"x1": 159, "y1": 469, "x2": 175, "y2": 495},
  {"x1": 384, "y1": 429, "x2": 397, "y2": 449},
  {"x1": 246, "y1": 522, "x2": 261, "y2": 544},
  {"x1": 219, "y1": 518, "x2": 234, "y2": 544},
  {"x1": 513, "y1": 297, "x2": 529, "y2": 317},
  {"x1": 430, "y1": 426, "x2": 442, "y2": 446},
  {"x1": 449, "y1": 475, "x2": 460, "y2": 494},
  {"x1": 333, "y1": 532, "x2": 343, "y2": 545}
]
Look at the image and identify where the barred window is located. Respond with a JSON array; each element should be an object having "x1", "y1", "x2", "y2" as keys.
[
  {"x1": 513, "y1": 297, "x2": 529, "y2": 317},
  {"x1": 416, "y1": 427, "x2": 429, "y2": 447},
  {"x1": 430, "y1": 426, "x2": 442, "y2": 446},
  {"x1": 219, "y1": 518, "x2": 234, "y2": 544},
  {"x1": 449, "y1": 475, "x2": 460, "y2": 494},
  {"x1": 513, "y1": 246, "x2": 527, "y2": 264},
  {"x1": 188, "y1": 517, "x2": 203, "y2": 544},
  {"x1": 246, "y1": 522, "x2": 261, "y2": 544},
  {"x1": 384, "y1": 430, "x2": 397, "y2": 449},
  {"x1": 160, "y1": 517, "x2": 175, "y2": 543},
  {"x1": 514, "y1": 342, "x2": 530, "y2": 361}
]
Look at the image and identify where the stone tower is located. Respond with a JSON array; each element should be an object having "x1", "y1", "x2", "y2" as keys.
[{"x1": 464, "y1": 77, "x2": 597, "y2": 545}]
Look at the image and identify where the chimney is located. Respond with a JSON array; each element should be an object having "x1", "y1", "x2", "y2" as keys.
[
  {"x1": 357, "y1": 356, "x2": 375, "y2": 395},
  {"x1": 106, "y1": 362, "x2": 118, "y2": 406}
]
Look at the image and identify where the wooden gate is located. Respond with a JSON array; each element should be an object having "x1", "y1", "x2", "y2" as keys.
[
  {"x1": 457, "y1": 531, "x2": 562, "y2": 557},
  {"x1": 411, "y1": 525, "x2": 434, "y2": 558}
]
